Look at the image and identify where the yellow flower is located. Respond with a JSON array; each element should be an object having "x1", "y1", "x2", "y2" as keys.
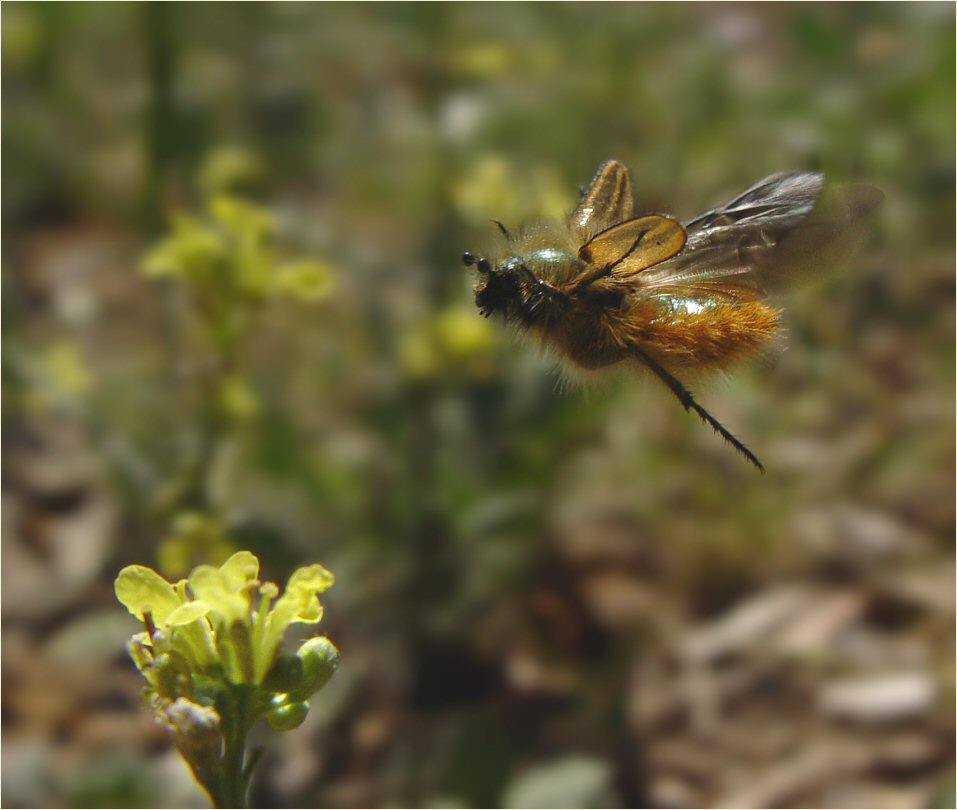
[
  {"x1": 115, "y1": 550, "x2": 335, "y2": 687},
  {"x1": 116, "y1": 550, "x2": 339, "y2": 805}
]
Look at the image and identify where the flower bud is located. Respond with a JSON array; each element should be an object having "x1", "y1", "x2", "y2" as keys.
[
  {"x1": 266, "y1": 700, "x2": 309, "y2": 731},
  {"x1": 291, "y1": 636, "x2": 339, "y2": 700},
  {"x1": 263, "y1": 653, "x2": 304, "y2": 694}
]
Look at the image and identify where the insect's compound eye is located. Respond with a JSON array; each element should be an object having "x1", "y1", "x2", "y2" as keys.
[{"x1": 462, "y1": 252, "x2": 492, "y2": 274}]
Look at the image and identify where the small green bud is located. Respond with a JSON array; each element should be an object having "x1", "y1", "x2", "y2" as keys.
[
  {"x1": 266, "y1": 699, "x2": 309, "y2": 731},
  {"x1": 263, "y1": 653, "x2": 304, "y2": 694},
  {"x1": 291, "y1": 636, "x2": 339, "y2": 700}
]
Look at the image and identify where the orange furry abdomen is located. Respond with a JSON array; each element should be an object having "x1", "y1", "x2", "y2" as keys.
[{"x1": 614, "y1": 300, "x2": 781, "y2": 369}]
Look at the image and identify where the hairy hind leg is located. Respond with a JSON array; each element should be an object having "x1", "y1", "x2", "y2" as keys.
[{"x1": 630, "y1": 345, "x2": 765, "y2": 473}]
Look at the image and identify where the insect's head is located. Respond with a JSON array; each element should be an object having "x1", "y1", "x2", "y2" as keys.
[{"x1": 463, "y1": 252, "x2": 527, "y2": 318}]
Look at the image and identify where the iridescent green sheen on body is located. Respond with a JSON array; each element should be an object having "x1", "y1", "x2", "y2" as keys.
[{"x1": 517, "y1": 246, "x2": 581, "y2": 283}]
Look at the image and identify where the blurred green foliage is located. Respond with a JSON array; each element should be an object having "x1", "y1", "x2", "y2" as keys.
[
  {"x1": 3, "y1": 2, "x2": 953, "y2": 808},
  {"x1": 137, "y1": 159, "x2": 335, "y2": 575}
]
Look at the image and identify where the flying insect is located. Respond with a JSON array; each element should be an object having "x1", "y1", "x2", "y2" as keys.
[{"x1": 463, "y1": 160, "x2": 882, "y2": 472}]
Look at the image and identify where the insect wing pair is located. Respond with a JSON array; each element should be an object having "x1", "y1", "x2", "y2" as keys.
[{"x1": 571, "y1": 160, "x2": 881, "y2": 309}]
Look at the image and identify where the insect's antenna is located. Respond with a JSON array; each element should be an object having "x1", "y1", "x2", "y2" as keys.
[
  {"x1": 631, "y1": 345, "x2": 765, "y2": 473},
  {"x1": 491, "y1": 219, "x2": 512, "y2": 240}
]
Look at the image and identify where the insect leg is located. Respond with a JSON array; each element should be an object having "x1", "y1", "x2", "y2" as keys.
[
  {"x1": 569, "y1": 264, "x2": 611, "y2": 293},
  {"x1": 516, "y1": 264, "x2": 571, "y2": 303},
  {"x1": 631, "y1": 345, "x2": 765, "y2": 473}
]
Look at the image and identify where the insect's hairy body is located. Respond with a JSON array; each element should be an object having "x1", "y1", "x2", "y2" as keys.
[
  {"x1": 464, "y1": 160, "x2": 882, "y2": 471},
  {"x1": 486, "y1": 220, "x2": 780, "y2": 373}
]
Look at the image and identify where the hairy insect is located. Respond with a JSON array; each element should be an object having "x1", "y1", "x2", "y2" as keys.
[{"x1": 463, "y1": 160, "x2": 882, "y2": 472}]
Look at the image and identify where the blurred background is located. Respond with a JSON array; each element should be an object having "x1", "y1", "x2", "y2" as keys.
[{"x1": 2, "y1": 3, "x2": 954, "y2": 808}]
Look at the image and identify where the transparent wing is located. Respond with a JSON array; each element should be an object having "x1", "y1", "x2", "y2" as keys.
[
  {"x1": 579, "y1": 215, "x2": 687, "y2": 277},
  {"x1": 569, "y1": 160, "x2": 635, "y2": 237},
  {"x1": 637, "y1": 171, "x2": 883, "y2": 297},
  {"x1": 685, "y1": 171, "x2": 826, "y2": 232}
]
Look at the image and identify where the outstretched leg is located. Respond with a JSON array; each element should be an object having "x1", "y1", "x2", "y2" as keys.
[{"x1": 631, "y1": 345, "x2": 765, "y2": 473}]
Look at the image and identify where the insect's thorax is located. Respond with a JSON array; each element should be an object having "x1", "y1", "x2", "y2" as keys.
[
  {"x1": 514, "y1": 246, "x2": 628, "y2": 369},
  {"x1": 518, "y1": 246, "x2": 583, "y2": 285}
]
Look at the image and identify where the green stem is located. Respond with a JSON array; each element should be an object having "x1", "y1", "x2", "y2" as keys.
[
  {"x1": 211, "y1": 685, "x2": 255, "y2": 809},
  {"x1": 241, "y1": 748, "x2": 265, "y2": 796},
  {"x1": 142, "y1": 1, "x2": 176, "y2": 235}
]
